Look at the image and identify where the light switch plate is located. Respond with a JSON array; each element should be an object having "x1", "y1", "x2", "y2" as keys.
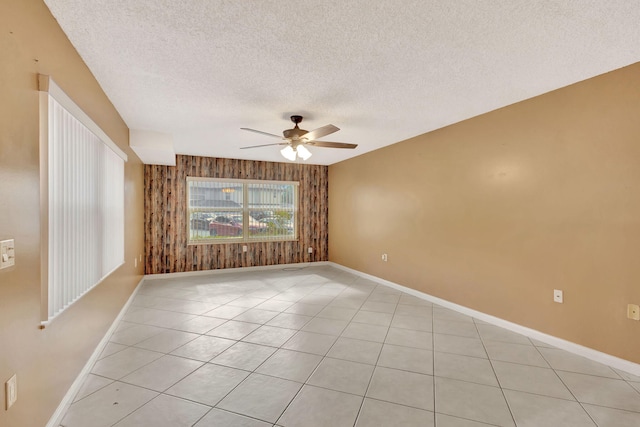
[
  {"x1": 5, "y1": 374, "x2": 17, "y2": 409},
  {"x1": 0, "y1": 239, "x2": 15, "y2": 269}
]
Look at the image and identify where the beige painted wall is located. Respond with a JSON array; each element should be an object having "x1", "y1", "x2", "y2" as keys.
[
  {"x1": 329, "y1": 63, "x2": 640, "y2": 364},
  {"x1": 0, "y1": 1, "x2": 144, "y2": 426}
]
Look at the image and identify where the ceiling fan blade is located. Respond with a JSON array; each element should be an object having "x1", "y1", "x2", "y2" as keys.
[
  {"x1": 302, "y1": 124, "x2": 339, "y2": 142},
  {"x1": 307, "y1": 141, "x2": 357, "y2": 149},
  {"x1": 240, "y1": 128, "x2": 284, "y2": 139},
  {"x1": 240, "y1": 142, "x2": 288, "y2": 149}
]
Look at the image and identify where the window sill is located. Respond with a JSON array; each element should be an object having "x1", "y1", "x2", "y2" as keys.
[{"x1": 188, "y1": 237, "x2": 299, "y2": 246}]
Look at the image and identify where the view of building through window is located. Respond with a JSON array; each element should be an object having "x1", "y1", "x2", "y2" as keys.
[{"x1": 187, "y1": 178, "x2": 298, "y2": 243}]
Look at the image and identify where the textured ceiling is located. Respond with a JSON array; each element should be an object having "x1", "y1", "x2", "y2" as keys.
[{"x1": 44, "y1": 0, "x2": 640, "y2": 165}]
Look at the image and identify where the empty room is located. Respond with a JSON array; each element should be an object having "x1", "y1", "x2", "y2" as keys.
[{"x1": 1, "y1": 1, "x2": 640, "y2": 426}]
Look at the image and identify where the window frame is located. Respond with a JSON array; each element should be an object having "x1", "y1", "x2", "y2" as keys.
[{"x1": 186, "y1": 177, "x2": 299, "y2": 244}]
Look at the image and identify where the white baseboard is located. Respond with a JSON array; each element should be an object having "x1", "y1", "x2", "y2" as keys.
[
  {"x1": 46, "y1": 277, "x2": 146, "y2": 427},
  {"x1": 328, "y1": 262, "x2": 640, "y2": 378},
  {"x1": 143, "y1": 261, "x2": 330, "y2": 280}
]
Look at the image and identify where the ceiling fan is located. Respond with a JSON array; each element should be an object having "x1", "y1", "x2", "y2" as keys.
[{"x1": 240, "y1": 115, "x2": 357, "y2": 161}]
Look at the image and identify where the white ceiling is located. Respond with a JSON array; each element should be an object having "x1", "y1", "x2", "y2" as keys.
[{"x1": 44, "y1": 0, "x2": 640, "y2": 166}]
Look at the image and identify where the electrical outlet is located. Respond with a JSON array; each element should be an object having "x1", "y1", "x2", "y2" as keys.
[
  {"x1": 628, "y1": 304, "x2": 640, "y2": 321},
  {"x1": 553, "y1": 289, "x2": 563, "y2": 303},
  {"x1": 243, "y1": 245, "x2": 248, "y2": 253},
  {"x1": 308, "y1": 247, "x2": 313, "y2": 254},
  {"x1": 5, "y1": 374, "x2": 17, "y2": 409},
  {"x1": 381, "y1": 253, "x2": 388, "y2": 262}
]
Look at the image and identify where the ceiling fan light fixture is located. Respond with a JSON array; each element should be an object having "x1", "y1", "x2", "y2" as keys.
[
  {"x1": 280, "y1": 145, "x2": 297, "y2": 161},
  {"x1": 296, "y1": 144, "x2": 312, "y2": 160}
]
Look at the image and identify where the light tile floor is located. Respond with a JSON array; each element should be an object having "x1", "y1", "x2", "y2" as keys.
[{"x1": 60, "y1": 265, "x2": 640, "y2": 427}]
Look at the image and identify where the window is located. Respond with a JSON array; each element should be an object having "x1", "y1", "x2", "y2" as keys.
[
  {"x1": 39, "y1": 75, "x2": 127, "y2": 325},
  {"x1": 187, "y1": 178, "x2": 298, "y2": 243}
]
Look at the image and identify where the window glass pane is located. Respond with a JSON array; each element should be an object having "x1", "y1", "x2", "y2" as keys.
[
  {"x1": 190, "y1": 211, "x2": 243, "y2": 240},
  {"x1": 189, "y1": 211, "x2": 213, "y2": 241},
  {"x1": 187, "y1": 178, "x2": 297, "y2": 243},
  {"x1": 189, "y1": 180, "x2": 243, "y2": 208},
  {"x1": 188, "y1": 178, "x2": 243, "y2": 241},
  {"x1": 249, "y1": 210, "x2": 295, "y2": 239},
  {"x1": 248, "y1": 182, "x2": 296, "y2": 240}
]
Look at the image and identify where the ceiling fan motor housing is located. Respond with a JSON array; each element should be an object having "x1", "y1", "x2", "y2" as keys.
[{"x1": 283, "y1": 115, "x2": 308, "y2": 140}]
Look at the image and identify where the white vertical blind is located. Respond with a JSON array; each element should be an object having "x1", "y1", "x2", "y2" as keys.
[{"x1": 44, "y1": 86, "x2": 125, "y2": 322}]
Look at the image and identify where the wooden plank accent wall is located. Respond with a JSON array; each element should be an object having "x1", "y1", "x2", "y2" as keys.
[{"x1": 144, "y1": 155, "x2": 328, "y2": 274}]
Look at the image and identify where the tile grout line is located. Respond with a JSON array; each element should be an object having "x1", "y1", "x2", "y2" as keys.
[
  {"x1": 63, "y1": 267, "x2": 640, "y2": 426},
  {"x1": 101, "y1": 311, "x2": 216, "y2": 426},
  {"x1": 111, "y1": 273, "x2": 316, "y2": 426},
  {"x1": 431, "y1": 301, "x2": 437, "y2": 425},
  {"x1": 351, "y1": 286, "x2": 400, "y2": 427},
  {"x1": 535, "y1": 344, "x2": 604, "y2": 426},
  {"x1": 271, "y1": 276, "x2": 361, "y2": 426},
  {"x1": 128, "y1": 288, "x2": 533, "y2": 424},
  {"x1": 474, "y1": 318, "x2": 519, "y2": 427},
  {"x1": 96, "y1": 308, "x2": 212, "y2": 425}
]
